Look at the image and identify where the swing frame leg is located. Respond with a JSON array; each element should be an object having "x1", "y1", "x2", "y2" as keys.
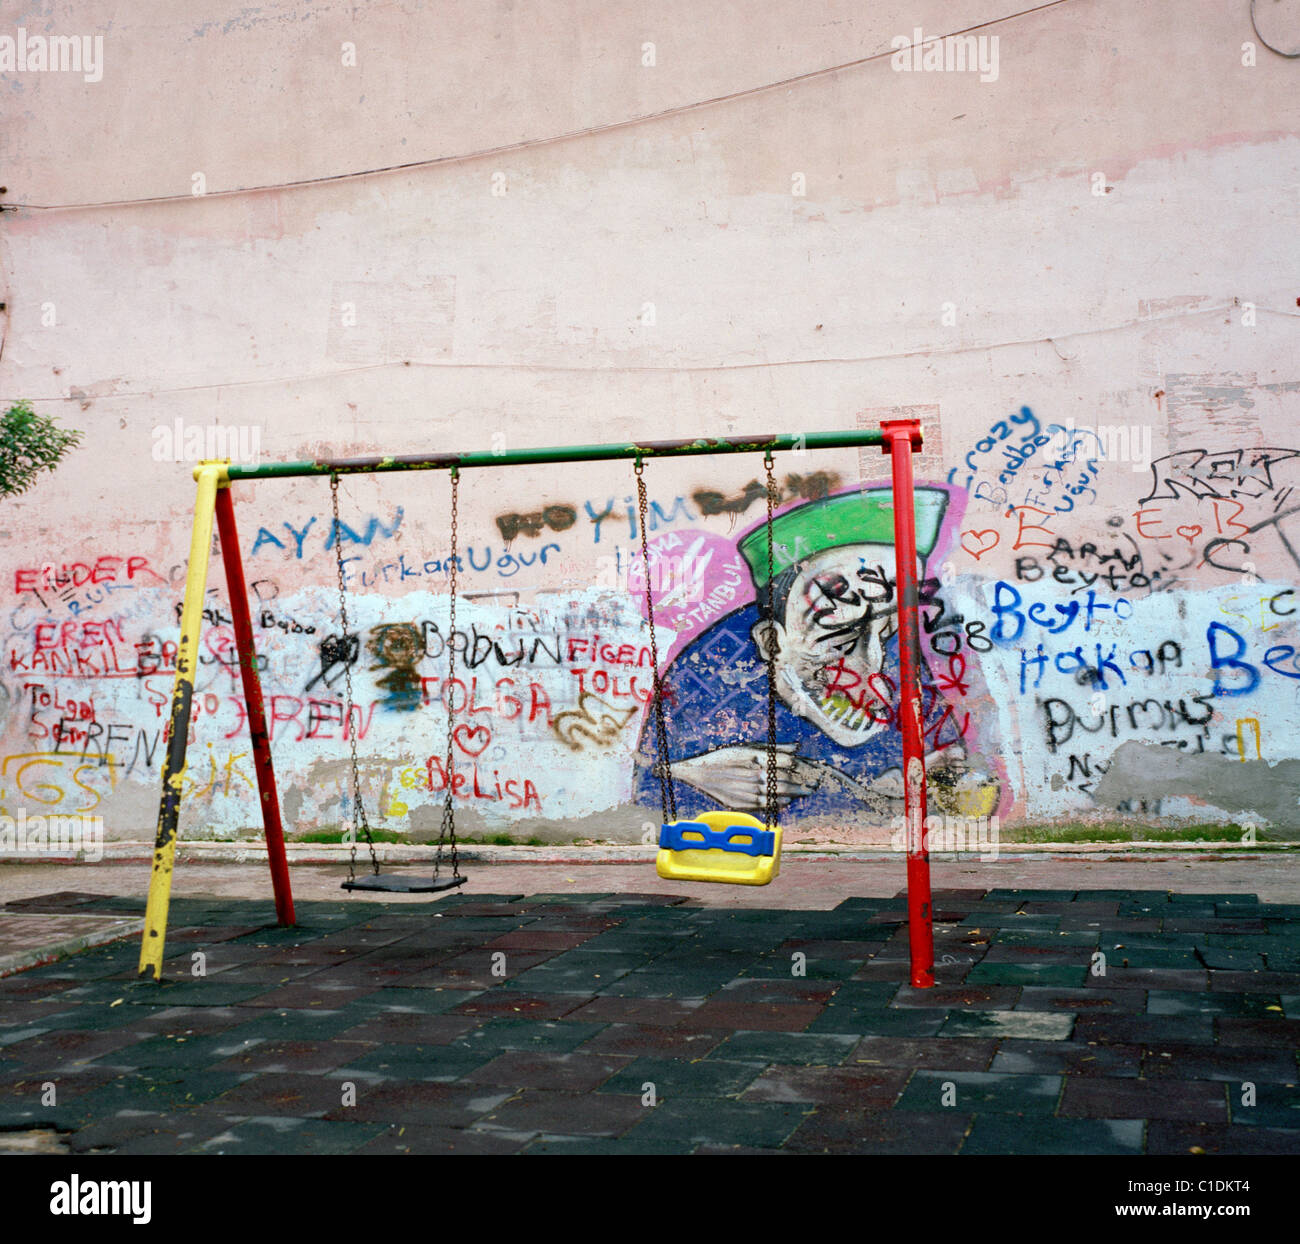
[
  {"x1": 139, "y1": 464, "x2": 222, "y2": 979},
  {"x1": 215, "y1": 485, "x2": 295, "y2": 929},
  {"x1": 883, "y1": 420, "x2": 935, "y2": 990}
]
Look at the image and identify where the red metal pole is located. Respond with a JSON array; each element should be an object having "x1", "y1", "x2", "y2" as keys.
[
  {"x1": 215, "y1": 486, "x2": 296, "y2": 926},
  {"x1": 882, "y1": 419, "x2": 934, "y2": 988}
]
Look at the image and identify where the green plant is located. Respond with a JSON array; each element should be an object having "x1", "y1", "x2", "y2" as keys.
[
  {"x1": 0, "y1": 401, "x2": 84, "y2": 498},
  {"x1": 293, "y1": 827, "x2": 409, "y2": 844},
  {"x1": 1004, "y1": 821, "x2": 1279, "y2": 844}
]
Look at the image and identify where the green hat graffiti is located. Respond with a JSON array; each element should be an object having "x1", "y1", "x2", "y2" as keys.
[{"x1": 738, "y1": 486, "x2": 949, "y2": 588}]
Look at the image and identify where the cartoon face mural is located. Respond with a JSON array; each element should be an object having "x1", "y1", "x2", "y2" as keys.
[
  {"x1": 367, "y1": 623, "x2": 424, "y2": 712},
  {"x1": 634, "y1": 484, "x2": 1003, "y2": 823}
]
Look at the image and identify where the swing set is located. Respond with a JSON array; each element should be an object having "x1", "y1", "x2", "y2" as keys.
[{"x1": 138, "y1": 420, "x2": 937, "y2": 987}]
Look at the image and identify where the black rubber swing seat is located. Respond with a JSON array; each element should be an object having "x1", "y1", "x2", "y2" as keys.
[{"x1": 341, "y1": 873, "x2": 467, "y2": 893}]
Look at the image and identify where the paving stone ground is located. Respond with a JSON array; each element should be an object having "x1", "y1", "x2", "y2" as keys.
[{"x1": 1, "y1": 887, "x2": 1297, "y2": 1154}]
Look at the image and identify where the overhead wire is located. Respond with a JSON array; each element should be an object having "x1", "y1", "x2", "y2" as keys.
[{"x1": 6, "y1": 0, "x2": 1079, "y2": 212}]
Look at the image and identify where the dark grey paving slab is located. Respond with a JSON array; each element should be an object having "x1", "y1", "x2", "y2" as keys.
[{"x1": 2, "y1": 887, "x2": 1297, "y2": 1155}]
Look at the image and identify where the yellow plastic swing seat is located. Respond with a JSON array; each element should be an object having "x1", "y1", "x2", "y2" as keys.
[{"x1": 655, "y1": 809, "x2": 783, "y2": 886}]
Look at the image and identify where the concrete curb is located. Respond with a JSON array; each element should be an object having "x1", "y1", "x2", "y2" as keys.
[
  {"x1": 5, "y1": 839, "x2": 1295, "y2": 866},
  {"x1": 0, "y1": 913, "x2": 144, "y2": 979}
]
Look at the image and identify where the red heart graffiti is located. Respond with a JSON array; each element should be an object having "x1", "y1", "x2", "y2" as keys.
[
  {"x1": 960, "y1": 529, "x2": 1000, "y2": 560},
  {"x1": 1175, "y1": 524, "x2": 1203, "y2": 545},
  {"x1": 452, "y1": 724, "x2": 492, "y2": 757}
]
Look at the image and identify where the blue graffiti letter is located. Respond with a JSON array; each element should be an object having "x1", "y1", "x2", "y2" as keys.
[
  {"x1": 990, "y1": 581, "x2": 1026, "y2": 644},
  {"x1": 1207, "y1": 622, "x2": 1259, "y2": 697}
]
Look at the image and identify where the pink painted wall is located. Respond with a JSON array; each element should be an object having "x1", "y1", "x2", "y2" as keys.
[{"x1": 2, "y1": 1, "x2": 1298, "y2": 845}]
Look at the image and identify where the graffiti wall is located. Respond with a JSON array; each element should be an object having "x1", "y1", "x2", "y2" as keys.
[
  {"x1": 4, "y1": 413, "x2": 1299, "y2": 839},
  {"x1": 1, "y1": 2, "x2": 1298, "y2": 840},
  {"x1": 944, "y1": 419, "x2": 1300, "y2": 832}
]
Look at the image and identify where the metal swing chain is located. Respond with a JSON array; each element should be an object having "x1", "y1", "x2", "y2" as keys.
[
  {"x1": 435, "y1": 466, "x2": 461, "y2": 879},
  {"x1": 763, "y1": 452, "x2": 779, "y2": 830},
  {"x1": 331, "y1": 472, "x2": 378, "y2": 880},
  {"x1": 635, "y1": 460, "x2": 676, "y2": 825}
]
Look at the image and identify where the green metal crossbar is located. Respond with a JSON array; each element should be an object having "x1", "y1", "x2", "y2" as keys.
[{"x1": 223, "y1": 429, "x2": 888, "y2": 480}]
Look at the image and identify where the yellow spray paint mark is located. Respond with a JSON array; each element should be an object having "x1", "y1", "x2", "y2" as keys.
[{"x1": 1236, "y1": 717, "x2": 1261, "y2": 762}]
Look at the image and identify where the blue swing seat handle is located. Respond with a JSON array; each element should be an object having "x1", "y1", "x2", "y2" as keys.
[{"x1": 659, "y1": 820, "x2": 776, "y2": 858}]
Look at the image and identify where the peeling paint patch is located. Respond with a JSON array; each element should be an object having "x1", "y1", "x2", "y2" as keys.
[{"x1": 1094, "y1": 740, "x2": 1300, "y2": 829}]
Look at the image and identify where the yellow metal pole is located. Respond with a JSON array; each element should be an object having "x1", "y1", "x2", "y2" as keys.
[{"x1": 139, "y1": 462, "x2": 227, "y2": 979}]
